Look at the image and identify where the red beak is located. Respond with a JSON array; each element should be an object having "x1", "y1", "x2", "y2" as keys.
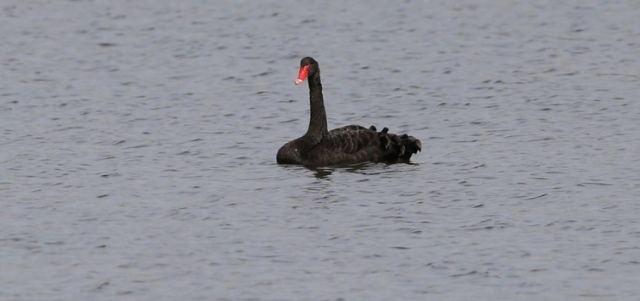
[{"x1": 295, "y1": 65, "x2": 309, "y2": 85}]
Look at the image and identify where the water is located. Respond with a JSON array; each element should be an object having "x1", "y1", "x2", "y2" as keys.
[{"x1": 1, "y1": 0, "x2": 639, "y2": 300}]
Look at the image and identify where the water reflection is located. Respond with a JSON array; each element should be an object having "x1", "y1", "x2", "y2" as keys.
[
  {"x1": 307, "y1": 161, "x2": 421, "y2": 179},
  {"x1": 312, "y1": 167, "x2": 333, "y2": 179}
]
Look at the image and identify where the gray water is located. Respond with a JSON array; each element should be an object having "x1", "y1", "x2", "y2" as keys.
[{"x1": 1, "y1": 1, "x2": 640, "y2": 300}]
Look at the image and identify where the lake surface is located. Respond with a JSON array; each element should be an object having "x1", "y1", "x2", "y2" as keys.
[{"x1": 1, "y1": 0, "x2": 639, "y2": 300}]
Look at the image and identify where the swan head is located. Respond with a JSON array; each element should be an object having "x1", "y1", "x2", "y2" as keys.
[{"x1": 295, "y1": 57, "x2": 318, "y2": 85}]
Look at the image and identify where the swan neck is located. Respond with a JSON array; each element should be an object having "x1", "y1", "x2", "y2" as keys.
[{"x1": 305, "y1": 72, "x2": 328, "y2": 142}]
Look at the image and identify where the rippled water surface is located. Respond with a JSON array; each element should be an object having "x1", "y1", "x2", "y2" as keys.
[{"x1": 2, "y1": 1, "x2": 640, "y2": 300}]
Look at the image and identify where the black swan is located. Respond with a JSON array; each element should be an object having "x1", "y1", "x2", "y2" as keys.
[{"x1": 276, "y1": 57, "x2": 421, "y2": 167}]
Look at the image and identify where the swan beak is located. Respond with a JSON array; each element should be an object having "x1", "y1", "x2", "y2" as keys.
[{"x1": 295, "y1": 65, "x2": 309, "y2": 85}]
